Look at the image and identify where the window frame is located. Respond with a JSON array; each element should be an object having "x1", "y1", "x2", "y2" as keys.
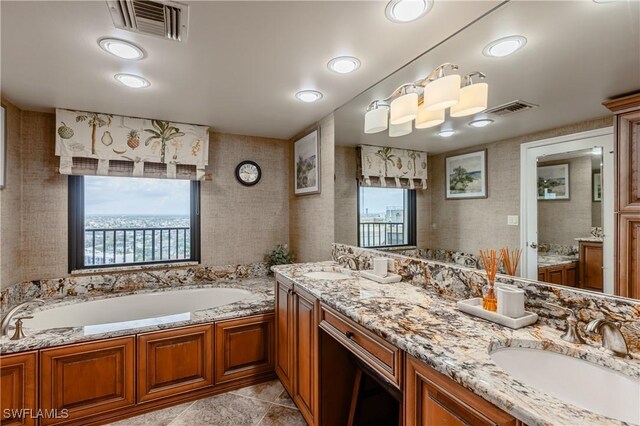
[
  {"x1": 356, "y1": 183, "x2": 417, "y2": 249},
  {"x1": 68, "y1": 175, "x2": 201, "y2": 272}
]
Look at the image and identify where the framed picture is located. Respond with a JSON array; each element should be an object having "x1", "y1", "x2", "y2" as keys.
[
  {"x1": 593, "y1": 172, "x2": 602, "y2": 202},
  {"x1": 294, "y1": 129, "x2": 320, "y2": 196},
  {"x1": 0, "y1": 104, "x2": 5, "y2": 189},
  {"x1": 445, "y1": 149, "x2": 487, "y2": 199},
  {"x1": 537, "y1": 164, "x2": 570, "y2": 200}
]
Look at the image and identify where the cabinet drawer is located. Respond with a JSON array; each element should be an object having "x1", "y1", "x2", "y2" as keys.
[
  {"x1": 319, "y1": 304, "x2": 401, "y2": 388},
  {"x1": 1, "y1": 351, "x2": 38, "y2": 426}
]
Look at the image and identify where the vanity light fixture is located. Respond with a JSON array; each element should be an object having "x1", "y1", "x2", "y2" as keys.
[
  {"x1": 483, "y1": 36, "x2": 527, "y2": 58},
  {"x1": 99, "y1": 38, "x2": 145, "y2": 60},
  {"x1": 389, "y1": 120, "x2": 413, "y2": 137},
  {"x1": 328, "y1": 56, "x2": 361, "y2": 74},
  {"x1": 385, "y1": 0, "x2": 433, "y2": 23},
  {"x1": 437, "y1": 129, "x2": 455, "y2": 138},
  {"x1": 295, "y1": 90, "x2": 323, "y2": 103},
  {"x1": 114, "y1": 73, "x2": 150, "y2": 89},
  {"x1": 363, "y1": 63, "x2": 488, "y2": 135},
  {"x1": 468, "y1": 118, "x2": 494, "y2": 128}
]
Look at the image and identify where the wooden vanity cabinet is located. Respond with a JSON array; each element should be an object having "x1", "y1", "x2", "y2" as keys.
[
  {"x1": 275, "y1": 277, "x2": 294, "y2": 394},
  {"x1": 0, "y1": 351, "x2": 38, "y2": 426},
  {"x1": 578, "y1": 241, "x2": 603, "y2": 292},
  {"x1": 137, "y1": 324, "x2": 213, "y2": 403},
  {"x1": 404, "y1": 354, "x2": 518, "y2": 426},
  {"x1": 40, "y1": 337, "x2": 135, "y2": 425},
  {"x1": 214, "y1": 313, "x2": 274, "y2": 385},
  {"x1": 537, "y1": 262, "x2": 577, "y2": 287}
]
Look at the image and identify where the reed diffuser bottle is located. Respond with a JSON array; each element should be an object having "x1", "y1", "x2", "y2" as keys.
[{"x1": 479, "y1": 249, "x2": 503, "y2": 312}]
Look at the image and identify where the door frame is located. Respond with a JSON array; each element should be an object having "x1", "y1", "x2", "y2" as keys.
[{"x1": 520, "y1": 127, "x2": 614, "y2": 292}]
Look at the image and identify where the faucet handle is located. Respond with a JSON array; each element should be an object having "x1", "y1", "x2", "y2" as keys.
[
  {"x1": 544, "y1": 303, "x2": 586, "y2": 344},
  {"x1": 10, "y1": 316, "x2": 33, "y2": 341}
]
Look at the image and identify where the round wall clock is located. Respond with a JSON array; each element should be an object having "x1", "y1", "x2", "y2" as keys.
[{"x1": 235, "y1": 161, "x2": 261, "y2": 186}]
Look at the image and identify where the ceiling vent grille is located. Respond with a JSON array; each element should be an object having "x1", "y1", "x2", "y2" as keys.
[
  {"x1": 106, "y1": 0, "x2": 188, "y2": 42},
  {"x1": 485, "y1": 100, "x2": 539, "y2": 116}
]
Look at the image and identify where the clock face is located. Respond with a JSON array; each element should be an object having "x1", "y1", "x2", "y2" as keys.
[{"x1": 235, "y1": 161, "x2": 261, "y2": 186}]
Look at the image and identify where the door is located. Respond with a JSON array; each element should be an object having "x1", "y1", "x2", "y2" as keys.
[
  {"x1": 293, "y1": 287, "x2": 318, "y2": 425},
  {"x1": 1, "y1": 352, "x2": 38, "y2": 426},
  {"x1": 137, "y1": 324, "x2": 213, "y2": 402},
  {"x1": 521, "y1": 128, "x2": 614, "y2": 292},
  {"x1": 275, "y1": 278, "x2": 294, "y2": 394}
]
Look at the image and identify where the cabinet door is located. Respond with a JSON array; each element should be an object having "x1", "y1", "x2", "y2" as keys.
[
  {"x1": 40, "y1": 337, "x2": 135, "y2": 425},
  {"x1": 214, "y1": 314, "x2": 274, "y2": 384},
  {"x1": 275, "y1": 278, "x2": 294, "y2": 394},
  {"x1": 293, "y1": 287, "x2": 318, "y2": 426},
  {"x1": 615, "y1": 110, "x2": 640, "y2": 212},
  {"x1": 1, "y1": 351, "x2": 38, "y2": 426},
  {"x1": 405, "y1": 354, "x2": 517, "y2": 426},
  {"x1": 546, "y1": 265, "x2": 565, "y2": 285},
  {"x1": 618, "y1": 213, "x2": 640, "y2": 298},
  {"x1": 580, "y1": 242, "x2": 603, "y2": 292},
  {"x1": 138, "y1": 324, "x2": 213, "y2": 403},
  {"x1": 565, "y1": 264, "x2": 578, "y2": 287}
]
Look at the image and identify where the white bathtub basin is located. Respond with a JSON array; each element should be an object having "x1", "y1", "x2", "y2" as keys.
[
  {"x1": 26, "y1": 288, "x2": 252, "y2": 334},
  {"x1": 491, "y1": 347, "x2": 640, "y2": 424}
]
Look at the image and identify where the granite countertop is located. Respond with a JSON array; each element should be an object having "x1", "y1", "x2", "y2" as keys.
[
  {"x1": 537, "y1": 253, "x2": 579, "y2": 267},
  {"x1": 575, "y1": 237, "x2": 604, "y2": 243},
  {"x1": 0, "y1": 277, "x2": 274, "y2": 355},
  {"x1": 273, "y1": 262, "x2": 640, "y2": 426}
]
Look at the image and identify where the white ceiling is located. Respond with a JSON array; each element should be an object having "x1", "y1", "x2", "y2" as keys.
[
  {"x1": 0, "y1": 0, "x2": 501, "y2": 140},
  {"x1": 335, "y1": 0, "x2": 640, "y2": 153}
]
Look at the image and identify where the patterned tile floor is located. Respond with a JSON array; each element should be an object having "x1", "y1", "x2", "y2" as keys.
[{"x1": 109, "y1": 380, "x2": 306, "y2": 426}]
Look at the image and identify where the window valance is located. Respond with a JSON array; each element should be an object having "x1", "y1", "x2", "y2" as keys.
[
  {"x1": 55, "y1": 109, "x2": 209, "y2": 180},
  {"x1": 359, "y1": 145, "x2": 428, "y2": 189}
]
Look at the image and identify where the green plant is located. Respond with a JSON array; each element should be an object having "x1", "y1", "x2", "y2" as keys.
[
  {"x1": 265, "y1": 244, "x2": 295, "y2": 270},
  {"x1": 144, "y1": 120, "x2": 185, "y2": 163}
]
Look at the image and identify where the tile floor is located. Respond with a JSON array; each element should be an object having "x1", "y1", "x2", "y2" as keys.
[{"x1": 109, "y1": 380, "x2": 306, "y2": 426}]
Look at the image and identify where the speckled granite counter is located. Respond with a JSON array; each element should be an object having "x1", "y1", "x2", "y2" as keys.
[
  {"x1": 0, "y1": 277, "x2": 274, "y2": 355},
  {"x1": 273, "y1": 262, "x2": 640, "y2": 426},
  {"x1": 537, "y1": 253, "x2": 579, "y2": 267}
]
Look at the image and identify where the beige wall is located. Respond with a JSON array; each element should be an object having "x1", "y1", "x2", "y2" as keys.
[
  {"x1": 0, "y1": 99, "x2": 23, "y2": 288},
  {"x1": 1, "y1": 107, "x2": 290, "y2": 286},
  {"x1": 538, "y1": 156, "x2": 593, "y2": 246},
  {"x1": 428, "y1": 116, "x2": 612, "y2": 255},
  {"x1": 290, "y1": 114, "x2": 335, "y2": 262}
]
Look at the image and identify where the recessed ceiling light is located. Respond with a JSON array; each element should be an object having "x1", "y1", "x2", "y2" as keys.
[
  {"x1": 114, "y1": 73, "x2": 150, "y2": 89},
  {"x1": 385, "y1": 0, "x2": 433, "y2": 23},
  {"x1": 99, "y1": 38, "x2": 145, "y2": 60},
  {"x1": 328, "y1": 56, "x2": 361, "y2": 74},
  {"x1": 483, "y1": 36, "x2": 527, "y2": 58},
  {"x1": 437, "y1": 129, "x2": 455, "y2": 138},
  {"x1": 468, "y1": 118, "x2": 494, "y2": 128},
  {"x1": 295, "y1": 90, "x2": 323, "y2": 103}
]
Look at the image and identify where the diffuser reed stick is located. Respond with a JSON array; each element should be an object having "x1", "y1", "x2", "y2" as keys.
[
  {"x1": 500, "y1": 247, "x2": 522, "y2": 276},
  {"x1": 479, "y1": 249, "x2": 503, "y2": 312}
]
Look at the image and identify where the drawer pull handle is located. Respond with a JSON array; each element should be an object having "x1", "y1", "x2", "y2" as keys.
[{"x1": 345, "y1": 331, "x2": 354, "y2": 339}]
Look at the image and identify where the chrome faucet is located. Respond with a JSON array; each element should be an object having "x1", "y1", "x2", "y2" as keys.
[
  {"x1": 586, "y1": 319, "x2": 631, "y2": 358},
  {"x1": 335, "y1": 254, "x2": 361, "y2": 271},
  {"x1": 1, "y1": 299, "x2": 45, "y2": 337},
  {"x1": 545, "y1": 303, "x2": 586, "y2": 344}
]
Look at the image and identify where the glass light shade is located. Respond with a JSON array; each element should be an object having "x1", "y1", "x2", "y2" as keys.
[
  {"x1": 423, "y1": 74, "x2": 461, "y2": 111},
  {"x1": 390, "y1": 92, "x2": 418, "y2": 125},
  {"x1": 364, "y1": 108, "x2": 389, "y2": 134},
  {"x1": 415, "y1": 108, "x2": 444, "y2": 129},
  {"x1": 389, "y1": 120, "x2": 412, "y2": 137},
  {"x1": 450, "y1": 82, "x2": 488, "y2": 117}
]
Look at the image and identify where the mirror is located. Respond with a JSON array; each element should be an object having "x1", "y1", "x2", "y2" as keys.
[{"x1": 332, "y1": 1, "x2": 640, "y2": 299}]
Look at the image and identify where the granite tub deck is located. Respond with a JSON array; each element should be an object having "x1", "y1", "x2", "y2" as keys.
[
  {"x1": 273, "y1": 262, "x2": 640, "y2": 426},
  {"x1": 0, "y1": 277, "x2": 275, "y2": 355}
]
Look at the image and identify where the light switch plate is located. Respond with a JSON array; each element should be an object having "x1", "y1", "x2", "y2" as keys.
[{"x1": 508, "y1": 215, "x2": 519, "y2": 226}]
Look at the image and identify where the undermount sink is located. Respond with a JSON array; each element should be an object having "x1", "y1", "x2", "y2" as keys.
[
  {"x1": 490, "y1": 347, "x2": 640, "y2": 424},
  {"x1": 303, "y1": 271, "x2": 352, "y2": 280}
]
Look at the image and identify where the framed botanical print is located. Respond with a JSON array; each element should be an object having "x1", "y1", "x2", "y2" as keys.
[
  {"x1": 445, "y1": 150, "x2": 487, "y2": 199},
  {"x1": 593, "y1": 171, "x2": 602, "y2": 202},
  {"x1": 537, "y1": 164, "x2": 570, "y2": 200},
  {"x1": 0, "y1": 104, "x2": 5, "y2": 189},
  {"x1": 294, "y1": 129, "x2": 320, "y2": 196}
]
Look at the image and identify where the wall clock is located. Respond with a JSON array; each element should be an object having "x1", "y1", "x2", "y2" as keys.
[{"x1": 235, "y1": 160, "x2": 261, "y2": 186}]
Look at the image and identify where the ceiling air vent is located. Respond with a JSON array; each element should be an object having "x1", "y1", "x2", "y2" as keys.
[
  {"x1": 485, "y1": 100, "x2": 539, "y2": 116},
  {"x1": 106, "y1": 0, "x2": 188, "y2": 42}
]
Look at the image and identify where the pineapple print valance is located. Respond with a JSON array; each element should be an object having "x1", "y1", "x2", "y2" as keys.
[
  {"x1": 55, "y1": 109, "x2": 209, "y2": 180},
  {"x1": 359, "y1": 145, "x2": 428, "y2": 189}
]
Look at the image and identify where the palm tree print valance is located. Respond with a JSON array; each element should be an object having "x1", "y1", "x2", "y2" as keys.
[
  {"x1": 55, "y1": 109, "x2": 209, "y2": 180},
  {"x1": 359, "y1": 145, "x2": 428, "y2": 189}
]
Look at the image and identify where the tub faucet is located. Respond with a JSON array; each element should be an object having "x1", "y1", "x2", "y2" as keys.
[
  {"x1": 1, "y1": 299, "x2": 44, "y2": 337},
  {"x1": 585, "y1": 319, "x2": 631, "y2": 358}
]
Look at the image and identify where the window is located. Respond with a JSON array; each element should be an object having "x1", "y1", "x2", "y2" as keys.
[
  {"x1": 69, "y1": 176, "x2": 200, "y2": 271},
  {"x1": 358, "y1": 185, "x2": 416, "y2": 248}
]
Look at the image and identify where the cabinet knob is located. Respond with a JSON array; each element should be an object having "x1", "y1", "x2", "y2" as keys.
[
  {"x1": 345, "y1": 331, "x2": 354, "y2": 339},
  {"x1": 287, "y1": 289, "x2": 293, "y2": 295}
]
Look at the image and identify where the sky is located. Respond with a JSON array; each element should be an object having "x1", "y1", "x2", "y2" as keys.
[
  {"x1": 85, "y1": 176, "x2": 190, "y2": 216},
  {"x1": 359, "y1": 187, "x2": 405, "y2": 215}
]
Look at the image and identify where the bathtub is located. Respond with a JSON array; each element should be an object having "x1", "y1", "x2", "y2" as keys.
[{"x1": 27, "y1": 287, "x2": 252, "y2": 335}]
